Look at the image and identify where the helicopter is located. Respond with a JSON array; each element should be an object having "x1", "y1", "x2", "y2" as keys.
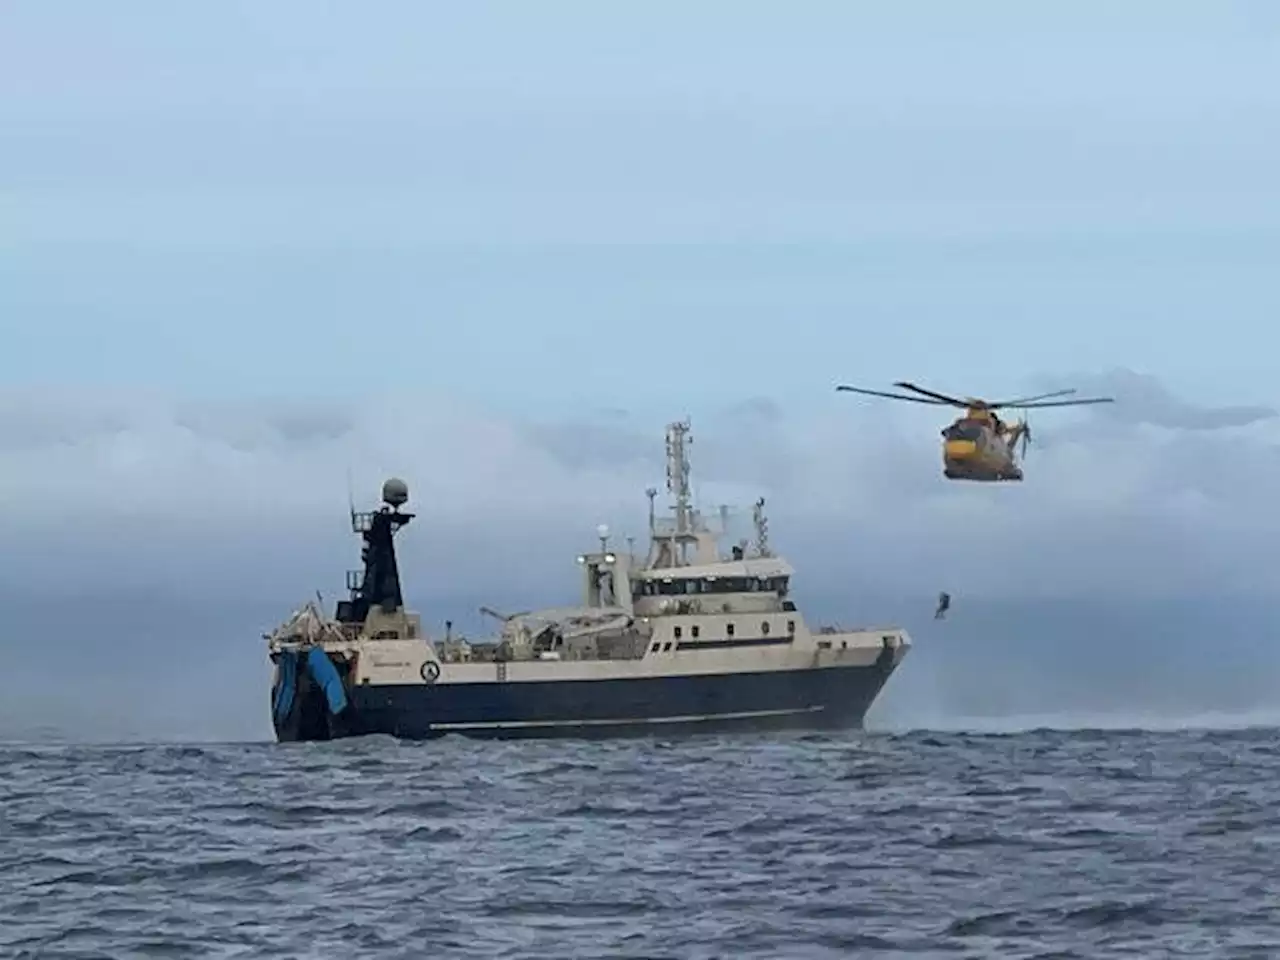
[{"x1": 835, "y1": 380, "x2": 1115, "y2": 482}]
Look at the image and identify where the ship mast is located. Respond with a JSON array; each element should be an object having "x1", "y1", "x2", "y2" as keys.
[
  {"x1": 336, "y1": 478, "x2": 414, "y2": 625},
  {"x1": 645, "y1": 419, "x2": 720, "y2": 568},
  {"x1": 666, "y1": 419, "x2": 694, "y2": 539},
  {"x1": 752, "y1": 496, "x2": 772, "y2": 558}
]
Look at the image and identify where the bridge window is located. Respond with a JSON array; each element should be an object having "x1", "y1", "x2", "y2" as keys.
[
  {"x1": 650, "y1": 578, "x2": 699, "y2": 596},
  {"x1": 787, "y1": 620, "x2": 795, "y2": 634},
  {"x1": 726, "y1": 623, "x2": 735, "y2": 637},
  {"x1": 650, "y1": 642, "x2": 660, "y2": 653},
  {"x1": 674, "y1": 626, "x2": 682, "y2": 639},
  {"x1": 691, "y1": 625, "x2": 700, "y2": 638},
  {"x1": 637, "y1": 575, "x2": 792, "y2": 596},
  {"x1": 761, "y1": 621, "x2": 770, "y2": 635}
]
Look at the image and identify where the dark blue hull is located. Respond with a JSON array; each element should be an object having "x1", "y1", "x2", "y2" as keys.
[{"x1": 272, "y1": 657, "x2": 901, "y2": 742}]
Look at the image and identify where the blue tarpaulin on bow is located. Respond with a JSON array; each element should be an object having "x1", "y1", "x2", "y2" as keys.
[
  {"x1": 305, "y1": 646, "x2": 349, "y2": 715},
  {"x1": 272, "y1": 650, "x2": 298, "y2": 727}
]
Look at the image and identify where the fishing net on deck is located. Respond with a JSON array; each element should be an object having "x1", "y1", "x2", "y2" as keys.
[{"x1": 266, "y1": 600, "x2": 349, "y2": 646}]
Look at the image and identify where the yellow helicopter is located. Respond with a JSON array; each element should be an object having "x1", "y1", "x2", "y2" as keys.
[{"x1": 835, "y1": 380, "x2": 1115, "y2": 482}]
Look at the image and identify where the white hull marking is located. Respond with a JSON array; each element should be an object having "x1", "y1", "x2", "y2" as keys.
[{"x1": 427, "y1": 704, "x2": 826, "y2": 731}]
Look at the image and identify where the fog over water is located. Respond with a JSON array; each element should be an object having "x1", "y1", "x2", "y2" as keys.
[{"x1": 1, "y1": 374, "x2": 1278, "y2": 743}]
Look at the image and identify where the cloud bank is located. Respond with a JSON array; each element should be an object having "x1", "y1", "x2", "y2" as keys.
[
  {"x1": 1, "y1": 370, "x2": 1277, "y2": 609},
  {"x1": 1040, "y1": 368, "x2": 1278, "y2": 431},
  {"x1": 3, "y1": 370, "x2": 1280, "y2": 742}
]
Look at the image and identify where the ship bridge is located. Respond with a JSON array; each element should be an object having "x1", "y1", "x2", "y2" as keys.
[
  {"x1": 632, "y1": 557, "x2": 796, "y2": 618},
  {"x1": 633, "y1": 558, "x2": 793, "y2": 593}
]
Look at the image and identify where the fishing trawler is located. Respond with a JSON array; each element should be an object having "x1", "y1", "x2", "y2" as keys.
[{"x1": 266, "y1": 420, "x2": 911, "y2": 741}]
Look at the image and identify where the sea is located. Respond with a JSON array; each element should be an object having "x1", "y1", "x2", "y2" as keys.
[{"x1": 4, "y1": 725, "x2": 1278, "y2": 959}]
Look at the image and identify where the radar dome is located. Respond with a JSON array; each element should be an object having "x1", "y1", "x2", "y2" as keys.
[{"x1": 382, "y1": 477, "x2": 409, "y2": 508}]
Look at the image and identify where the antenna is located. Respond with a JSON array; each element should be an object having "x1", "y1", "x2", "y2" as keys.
[
  {"x1": 665, "y1": 418, "x2": 693, "y2": 534},
  {"x1": 645, "y1": 488, "x2": 657, "y2": 535},
  {"x1": 345, "y1": 465, "x2": 356, "y2": 527},
  {"x1": 597, "y1": 523, "x2": 610, "y2": 552},
  {"x1": 752, "y1": 497, "x2": 771, "y2": 558}
]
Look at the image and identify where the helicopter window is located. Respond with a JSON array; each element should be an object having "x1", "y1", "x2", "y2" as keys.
[{"x1": 945, "y1": 423, "x2": 983, "y2": 442}]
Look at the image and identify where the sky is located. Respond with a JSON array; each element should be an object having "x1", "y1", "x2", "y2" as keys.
[
  {"x1": 4, "y1": 2, "x2": 1280, "y2": 406},
  {"x1": 3, "y1": 2, "x2": 1280, "y2": 740}
]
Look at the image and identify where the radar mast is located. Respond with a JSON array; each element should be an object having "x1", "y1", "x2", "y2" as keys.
[
  {"x1": 336, "y1": 477, "x2": 414, "y2": 625},
  {"x1": 752, "y1": 497, "x2": 772, "y2": 558},
  {"x1": 666, "y1": 419, "x2": 693, "y2": 536},
  {"x1": 645, "y1": 419, "x2": 720, "y2": 568}
]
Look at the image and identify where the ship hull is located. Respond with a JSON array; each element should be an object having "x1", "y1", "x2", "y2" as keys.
[{"x1": 272, "y1": 659, "x2": 900, "y2": 743}]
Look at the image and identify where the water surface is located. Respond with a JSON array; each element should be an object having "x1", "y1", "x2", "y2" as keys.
[{"x1": 3, "y1": 728, "x2": 1276, "y2": 958}]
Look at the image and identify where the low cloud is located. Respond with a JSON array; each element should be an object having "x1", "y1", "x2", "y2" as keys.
[
  {"x1": 4, "y1": 376, "x2": 1280, "y2": 742},
  {"x1": 1, "y1": 374, "x2": 1279, "y2": 612},
  {"x1": 1036, "y1": 367, "x2": 1277, "y2": 431}
]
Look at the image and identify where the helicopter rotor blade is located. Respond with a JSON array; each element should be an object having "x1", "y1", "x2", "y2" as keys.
[
  {"x1": 835, "y1": 385, "x2": 953, "y2": 405},
  {"x1": 890, "y1": 382, "x2": 972, "y2": 407},
  {"x1": 987, "y1": 388, "x2": 1077, "y2": 407},
  {"x1": 999, "y1": 397, "x2": 1115, "y2": 409}
]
